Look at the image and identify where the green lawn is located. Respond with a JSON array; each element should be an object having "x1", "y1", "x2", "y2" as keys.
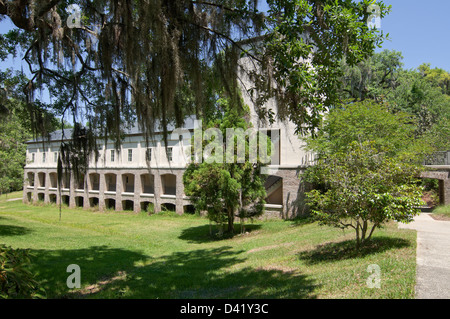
[
  {"x1": 0, "y1": 191, "x2": 417, "y2": 299},
  {"x1": 432, "y1": 205, "x2": 450, "y2": 221}
]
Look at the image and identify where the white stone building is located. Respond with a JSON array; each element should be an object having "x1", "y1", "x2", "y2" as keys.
[{"x1": 23, "y1": 44, "x2": 316, "y2": 218}]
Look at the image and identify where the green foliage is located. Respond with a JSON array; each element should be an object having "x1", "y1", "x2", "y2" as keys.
[
  {"x1": 339, "y1": 49, "x2": 404, "y2": 102},
  {"x1": 422, "y1": 117, "x2": 450, "y2": 152},
  {"x1": 254, "y1": 0, "x2": 390, "y2": 134},
  {"x1": 0, "y1": 113, "x2": 29, "y2": 195},
  {"x1": 418, "y1": 63, "x2": 450, "y2": 95},
  {"x1": 338, "y1": 50, "x2": 450, "y2": 140},
  {"x1": 304, "y1": 142, "x2": 423, "y2": 249},
  {"x1": 0, "y1": 245, "x2": 45, "y2": 299},
  {"x1": 304, "y1": 101, "x2": 426, "y2": 249},
  {"x1": 304, "y1": 100, "x2": 431, "y2": 161},
  {"x1": 183, "y1": 100, "x2": 266, "y2": 234}
]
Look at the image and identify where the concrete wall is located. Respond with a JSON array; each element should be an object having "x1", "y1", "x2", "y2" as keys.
[
  {"x1": 421, "y1": 168, "x2": 450, "y2": 205},
  {"x1": 23, "y1": 167, "x2": 188, "y2": 215}
]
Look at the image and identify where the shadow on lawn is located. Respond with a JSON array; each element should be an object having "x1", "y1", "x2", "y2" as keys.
[
  {"x1": 28, "y1": 245, "x2": 149, "y2": 298},
  {"x1": 298, "y1": 236, "x2": 411, "y2": 265},
  {"x1": 83, "y1": 246, "x2": 319, "y2": 299},
  {"x1": 178, "y1": 224, "x2": 262, "y2": 244},
  {"x1": 0, "y1": 217, "x2": 33, "y2": 237},
  {"x1": 30, "y1": 244, "x2": 319, "y2": 299}
]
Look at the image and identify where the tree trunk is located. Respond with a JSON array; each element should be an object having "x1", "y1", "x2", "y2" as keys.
[{"x1": 227, "y1": 208, "x2": 234, "y2": 234}]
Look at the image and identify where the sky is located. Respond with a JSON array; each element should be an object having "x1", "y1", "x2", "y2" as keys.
[
  {"x1": 1, "y1": 0, "x2": 449, "y2": 75},
  {"x1": 376, "y1": 0, "x2": 450, "y2": 71}
]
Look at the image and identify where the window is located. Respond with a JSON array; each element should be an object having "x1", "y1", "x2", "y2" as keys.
[
  {"x1": 54, "y1": 152, "x2": 58, "y2": 162},
  {"x1": 111, "y1": 150, "x2": 115, "y2": 162},
  {"x1": 167, "y1": 147, "x2": 173, "y2": 162},
  {"x1": 42, "y1": 152, "x2": 46, "y2": 163},
  {"x1": 31, "y1": 153, "x2": 35, "y2": 163},
  {"x1": 146, "y1": 148, "x2": 152, "y2": 161},
  {"x1": 128, "y1": 149, "x2": 133, "y2": 162}
]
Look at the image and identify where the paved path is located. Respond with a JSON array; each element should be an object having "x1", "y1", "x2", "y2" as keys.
[{"x1": 399, "y1": 213, "x2": 450, "y2": 299}]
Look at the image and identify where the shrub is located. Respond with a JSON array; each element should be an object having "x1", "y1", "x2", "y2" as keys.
[{"x1": 0, "y1": 245, "x2": 45, "y2": 299}]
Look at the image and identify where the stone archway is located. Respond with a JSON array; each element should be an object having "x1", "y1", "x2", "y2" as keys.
[{"x1": 421, "y1": 169, "x2": 450, "y2": 206}]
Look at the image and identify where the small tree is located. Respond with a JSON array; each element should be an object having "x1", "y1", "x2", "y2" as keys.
[
  {"x1": 303, "y1": 101, "x2": 427, "y2": 249},
  {"x1": 305, "y1": 142, "x2": 424, "y2": 249},
  {"x1": 183, "y1": 102, "x2": 266, "y2": 235}
]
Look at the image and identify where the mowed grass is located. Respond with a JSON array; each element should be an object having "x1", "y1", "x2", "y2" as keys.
[
  {"x1": 0, "y1": 191, "x2": 417, "y2": 299},
  {"x1": 432, "y1": 205, "x2": 450, "y2": 221}
]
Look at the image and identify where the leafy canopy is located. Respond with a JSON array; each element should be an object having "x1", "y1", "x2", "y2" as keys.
[
  {"x1": 0, "y1": 0, "x2": 388, "y2": 167},
  {"x1": 303, "y1": 101, "x2": 425, "y2": 248}
]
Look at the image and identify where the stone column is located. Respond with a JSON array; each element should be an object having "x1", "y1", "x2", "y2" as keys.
[
  {"x1": 69, "y1": 171, "x2": 76, "y2": 208},
  {"x1": 134, "y1": 171, "x2": 142, "y2": 213},
  {"x1": 115, "y1": 172, "x2": 123, "y2": 211},
  {"x1": 32, "y1": 171, "x2": 38, "y2": 203},
  {"x1": 44, "y1": 171, "x2": 51, "y2": 204},
  {"x1": 154, "y1": 171, "x2": 161, "y2": 214},
  {"x1": 83, "y1": 174, "x2": 90, "y2": 209},
  {"x1": 98, "y1": 172, "x2": 106, "y2": 211},
  {"x1": 443, "y1": 179, "x2": 450, "y2": 206},
  {"x1": 176, "y1": 170, "x2": 184, "y2": 215}
]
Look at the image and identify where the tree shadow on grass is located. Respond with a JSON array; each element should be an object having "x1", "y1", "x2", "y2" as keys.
[
  {"x1": 298, "y1": 236, "x2": 412, "y2": 265},
  {"x1": 87, "y1": 246, "x2": 319, "y2": 299},
  {"x1": 178, "y1": 224, "x2": 262, "y2": 244},
  {"x1": 29, "y1": 245, "x2": 319, "y2": 299},
  {"x1": 0, "y1": 217, "x2": 33, "y2": 237},
  {"x1": 28, "y1": 245, "x2": 149, "y2": 298},
  {"x1": 289, "y1": 215, "x2": 316, "y2": 227}
]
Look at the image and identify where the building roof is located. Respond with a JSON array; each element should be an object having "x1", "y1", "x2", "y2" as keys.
[{"x1": 26, "y1": 116, "x2": 198, "y2": 144}]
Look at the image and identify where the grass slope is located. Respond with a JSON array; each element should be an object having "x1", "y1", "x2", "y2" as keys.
[
  {"x1": 0, "y1": 191, "x2": 417, "y2": 299},
  {"x1": 432, "y1": 205, "x2": 450, "y2": 221}
]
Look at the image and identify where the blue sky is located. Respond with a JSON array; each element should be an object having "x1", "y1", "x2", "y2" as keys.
[
  {"x1": 377, "y1": 0, "x2": 450, "y2": 71},
  {"x1": 1, "y1": 0, "x2": 449, "y2": 73}
]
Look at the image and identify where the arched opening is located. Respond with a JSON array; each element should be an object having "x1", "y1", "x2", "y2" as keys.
[
  {"x1": 140, "y1": 201, "x2": 154, "y2": 214},
  {"x1": 122, "y1": 174, "x2": 135, "y2": 193},
  {"x1": 89, "y1": 197, "x2": 99, "y2": 208},
  {"x1": 49, "y1": 173, "x2": 57, "y2": 189},
  {"x1": 161, "y1": 203, "x2": 176, "y2": 212},
  {"x1": 141, "y1": 174, "x2": 155, "y2": 194},
  {"x1": 27, "y1": 172, "x2": 35, "y2": 187},
  {"x1": 37, "y1": 172, "x2": 46, "y2": 188},
  {"x1": 62, "y1": 172, "x2": 70, "y2": 189},
  {"x1": 105, "y1": 174, "x2": 117, "y2": 192},
  {"x1": 75, "y1": 196, "x2": 84, "y2": 208},
  {"x1": 27, "y1": 192, "x2": 32, "y2": 202},
  {"x1": 265, "y1": 176, "x2": 283, "y2": 205},
  {"x1": 161, "y1": 174, "x2": 176, "y2": 196},
  {"x1": 183, "y1": 205, "x2": 196, "y2": 215},
  {"x1": 89, "y1": 173, "x2": 100, "y2": 191},
  {"x1": 61, "y1": 195, "x2": 70, "y2": 206},
  {"x1": 37, "y1": 193, "x2": 44, "y2": 202},
  {"x1": 49, "y1": 194, "x2": 57, "y2": 204},
  {"x1": 105, "y1": 198, "x2": 116, "y2": 210},
  {"x1": 122, "y1": 200, "x2": 134, "y2": 211},
  {"x1": 75, "y1": 173, "x2": 85, "y2": 190}
]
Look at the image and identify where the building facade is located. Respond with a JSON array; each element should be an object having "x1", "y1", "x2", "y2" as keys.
[
  {"x1": 23, "y1": 50, "x2": 316, "y2": 219},
  {"x1": 23, "y1": 112, "x2": 315, "y2": 219}
]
